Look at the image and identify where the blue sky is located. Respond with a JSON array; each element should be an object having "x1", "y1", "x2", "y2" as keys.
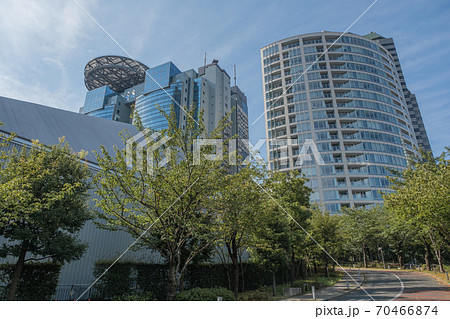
[{"x1": 0, "y1": 0, "x2": 449, "y2": 157}]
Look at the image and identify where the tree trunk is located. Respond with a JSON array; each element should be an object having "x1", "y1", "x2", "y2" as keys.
[
  {"x1": 232, "y1": 256, "x2": 239, "y2": 300},
  {"x1": 7, "y1": 241, "x2": 28, "y2": 301},
  {"x1": 397, "y1": 254, "x2": 404, "y2": 269},
  {"x1": 226, "y1": 239, "x2": 240, "y2": 300},
  {"x1": 239, "y1": 254, "x2": 245, "y2": 294},
  {"x1": 272, "y1": 272, "x2": 276, "y2": 297},
  {"x1": 225, "y1": 265, "x2": 232, "y2": 291},
  {"x1": 435, "y1": 248, "x2": 444, "y2": 273},
  {"x1": 362, "y1": 242, "x2": 368, "y2": 268},
  {"x1": 166, "y1": 259, "x2": 178, "y2": 301},
  {"x1": 300, "y1": 259, "x2": 307, "y2": 280},
  {"x1": 424, "y1": 240, "x2": 431, "y2": 271},
  {"x1": 290, "y1": 250, "x2": 296, "y2": 286},
  {"x1": 179, "y1": 273, "x2": 185, "y2": 293},
  {"x1": 313, "y1": 262, "x2": 318, "y2": 274},
  {"x1": 429, "y1": 232, "x2": 444, "y2": 273}
]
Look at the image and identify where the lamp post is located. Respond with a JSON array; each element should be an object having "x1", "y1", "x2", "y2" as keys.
[{"x1": 378, "y1": 247, "x2": 386, "y2": 269}]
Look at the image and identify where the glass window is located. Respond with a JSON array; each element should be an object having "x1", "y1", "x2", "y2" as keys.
[{"x1": 322, "y1": 177, "x2": 336, "y2": 188}]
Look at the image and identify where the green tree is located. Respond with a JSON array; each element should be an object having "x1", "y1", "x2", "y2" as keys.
[
  {"x1": 308, "y1": 208, "x2": 343, "y2": 277},
  {"x1": 269, "y1": 171, "x2": 311, "y2": 283},
  {"x1": 250, "y1": 171, "x2": 311, "y2": 295},
  {"x1": 381, "y1": 208, "x2": 417, "y2": 269},
  {"x1": 212, "y1": 164, "x2": 265, "y2": 299},
  {"x1": 0, "y1": 121, "x2": 19, "y2": 228},
  {"x1": 0, "y1": 138, "x2": 91, "y2": 300},
  {"x1": 94, "y1": 107, "x2": 227, "y2": 300},
  {"x1": 250, "y1": 211, "x2": 290, "y2": 296},
  {"x1": 384, "y1": 149, "x2": 450, "y2": 247},
  {"x1": 341, "y1": 206, "x2": 383, "y2": 268}
]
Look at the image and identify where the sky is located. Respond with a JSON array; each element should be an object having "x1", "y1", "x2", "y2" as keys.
[{"x1": 0, "y1": 0, "x2": 449, "y2": 158}]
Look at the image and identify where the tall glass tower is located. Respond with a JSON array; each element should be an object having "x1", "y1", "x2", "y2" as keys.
[
  {"x1": 261, "y1": 31, "x2": 422, "y2": 213},
  {"x1": 364, "y1": 32, "x2": 432, "y2": 153},
  {"x1": 80, "y1": 56, "x2": 249, "y2": 150}
]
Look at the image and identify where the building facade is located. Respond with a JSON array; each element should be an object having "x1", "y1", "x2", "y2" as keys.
[
  {"x1": 364, "y1": 32, "x2": 432, "y2": 153},
  {"x1": 231, "y1": 86, "x2": 249, "y2": 161},
  {"x1": 80, "y1": 56, "x2": 148, "y2": 123},
  {"x1": 79, "y1": 57, "x2": 248, "y2": 154},
  {"x1": 261, "y1": 31, "x2": 424, "y2": 213}
]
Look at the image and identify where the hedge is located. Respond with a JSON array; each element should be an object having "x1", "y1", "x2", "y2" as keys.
[
  {"x1": 92, "y1": 261, "x2": 284, "y2": 300},
  {"x1": 0, "y1": 263, "x2": 61, "y2": 300},
  {"x1": 176, "y1": 287, "x2": 235, "y2": 301}
]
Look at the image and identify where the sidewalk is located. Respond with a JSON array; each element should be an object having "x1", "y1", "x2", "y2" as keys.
[{"x1": 284, "y1": 271, "x2": 365, "y2": 301}]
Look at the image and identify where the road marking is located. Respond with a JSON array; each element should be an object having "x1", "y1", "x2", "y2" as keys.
[{"x1": 390, "y1": 273, "x2": 405, "y2": 301}]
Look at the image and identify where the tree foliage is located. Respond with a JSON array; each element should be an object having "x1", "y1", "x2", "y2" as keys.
[
  {"x1": 307, "y1": 207, "x2": 343, "y2": 276},
  {"x1": 384, "y1": 149, "x2": 450, "y2": 246},
  {"x1": 212, "y1": 163, "x2": 265, "y2": 298},
  {"x1": 0, "y1": 137, "x2": 91, "y2": 300},
  {"x1": 94, "y1": 106, "x2": 229, "y2": 300},
  {"x1": 341, "y1": 206, "x2": 384, "y2": 268},
  {"x1": 250, "y1": 171, "x2": 312, "y2": 294}
]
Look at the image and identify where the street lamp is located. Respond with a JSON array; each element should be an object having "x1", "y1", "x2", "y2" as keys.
[{"x1": 378, "y1": 247, "x2": 386, "y2": 269}]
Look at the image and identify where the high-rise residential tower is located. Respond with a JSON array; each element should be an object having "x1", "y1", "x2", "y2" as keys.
[
  {"x1": 231, "y1": 85, "x2": 249, "y2": 161},
  {"x1": 79, "y1": 56, "x2": 249, "y2": 153},
  {"x1": 364, "y1": 32, "x2": 432, "y2": 153},
  {"x1": 261, "y1": 31, "x2": 425, "y2": 213}
]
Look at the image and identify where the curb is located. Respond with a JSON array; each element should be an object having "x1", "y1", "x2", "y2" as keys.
[
  {"x1": 417, "y1": 272, "x2": 450, "y2": 288},
  {"x1": 283, "y1": 273, "x2": 366, "y2": 301},
  {"x1": 325, "y1": 274, "x2": 366, "y2": 301},
  {"x1": 364, "y1": 268, "x2": 450, "y2": 288}
]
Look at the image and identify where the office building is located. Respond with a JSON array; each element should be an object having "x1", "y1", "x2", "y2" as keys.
[
  {"x1": 79, "y1": 56, "x2": 248, "y2": 155},
  {"x1": 231, "y1": 86, "x2": 249, "y2": 161},
  {"x1": 261, "y1": 31, "x2": 425, "y2": 212},
  {"x1": 80, "y1": 55, "x2": 148, "y2": 123}
]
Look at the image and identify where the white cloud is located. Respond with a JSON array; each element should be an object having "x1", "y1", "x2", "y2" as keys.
[
  {"x1": 0, "y1": 0, "x2": 91, "y2": 111},
  {"x1": 0, "y1": 0, "x2": 87, "y2": 58}
]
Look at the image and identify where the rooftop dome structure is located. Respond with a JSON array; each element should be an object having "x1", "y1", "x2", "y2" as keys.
[{"x1": 84, "y1": 55, "x2": 149, "y2": 92}]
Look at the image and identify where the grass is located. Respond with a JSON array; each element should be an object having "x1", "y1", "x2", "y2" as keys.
[{"x1": 238, "y1": 272, "x2": 343, "y2": 301}]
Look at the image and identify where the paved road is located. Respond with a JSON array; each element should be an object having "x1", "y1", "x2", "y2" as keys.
[{"x1": 332, "y1": 270, "x2": 450, "y2": 301}]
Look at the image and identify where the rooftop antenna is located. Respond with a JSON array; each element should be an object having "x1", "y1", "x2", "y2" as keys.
[
  {"x1": 234, "y1": 64, "x2": 237, "y2": 87},
  {"x1": 204, "y1": 52, "x2": 206, "y2": 66}
]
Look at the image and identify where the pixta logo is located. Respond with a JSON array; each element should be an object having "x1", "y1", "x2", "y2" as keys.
[
  {"x1": 126, "y1": 130, "x2": 325, "y2": 173},
  {"x1": 126, "y1": 129, "x2": 171, "y2": 175}
]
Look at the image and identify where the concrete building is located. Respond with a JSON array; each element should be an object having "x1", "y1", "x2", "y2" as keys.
[
  {"x1": 261, "y1": 31, "x2": 424, "y2": 213},
  {"x1": 231, "y1": 86, "x2": 249, "y2": 161}
]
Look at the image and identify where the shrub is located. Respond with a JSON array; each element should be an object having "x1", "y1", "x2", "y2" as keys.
[
  {"x1": 238, "y1": 286, "x2": 273, "y2": 301},
  {"x1": 114, "y1": 291, "x2": 157, "y2": 301},
  {"x1": 0, "y1": 263, "x2": 61, "y2": 300},
  {"x1": 92, "y1": 261, "x2": 284, "y2": 300},
  {"x1": 92, "y1": 261, "x2": 133, "y2": 300},
  {"x1": 176, "y1": 287, "x2": 235, "y2": 301}
]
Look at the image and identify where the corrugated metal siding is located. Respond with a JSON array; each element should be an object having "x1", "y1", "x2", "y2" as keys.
[
  {"x1": 57, "y1": 192, "x2": 163, "y2": 286},
  {"x1": 0, "y1": 96, "x2": 137, "y2": 163},
  {"x1": 0, "y1": 96, "x2": 162, "y2": 295}
]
